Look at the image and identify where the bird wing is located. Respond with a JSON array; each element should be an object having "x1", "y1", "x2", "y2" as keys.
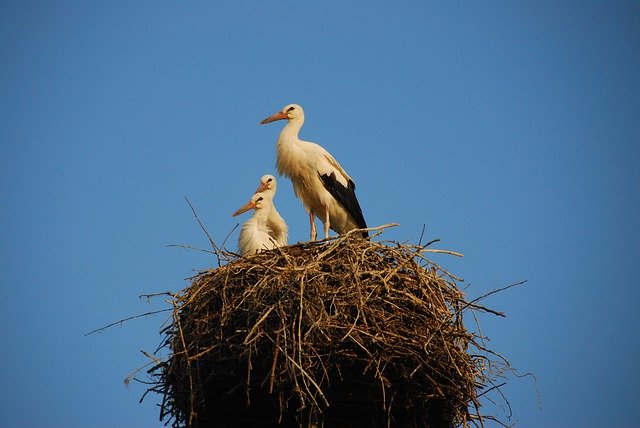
[
  {"x1": 306, "y1": 144, "x2": 368, "y2": 235},
  {"x1": 318, "y1": 170, "x2": 368, "y2": 234},
  {"x1": 304, "y1": 142, "x2": 354, "y2": 188},
  {"x1": 238, "y1": 219, "x2": 275, "y2": 255},
  {"x1": 267, "y1": 207, "x2": 289, "y2": 246}
]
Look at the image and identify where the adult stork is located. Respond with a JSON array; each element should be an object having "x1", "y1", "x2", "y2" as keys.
[
  {"x1": 254, "y1": 174, "x2": 288, "y2": 246},
  {"x1": 260, "y1": 103, "x2": 368, "y2": 240},
  {"x1": 232, "y1": 192, "x2": 281, "y2": 256}
]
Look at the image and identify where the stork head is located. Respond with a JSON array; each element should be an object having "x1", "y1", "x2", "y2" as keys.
[
  {"x1": 260, "y1": 104, "x2": 304, "y2": 125},
  {"x1": 232, "y1": 192, "x2": 272, "y2": 217},
  {"x1": 255, "y1": 174, "x2": 277, "y2": 194}
]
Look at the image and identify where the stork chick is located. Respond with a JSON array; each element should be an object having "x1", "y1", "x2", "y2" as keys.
[
  {"x1": 232, "y1": 192, "x2": 280, "y2": 256},
  {"x1": 254, "y1": 174, "x2": 288, "y2": 246}
]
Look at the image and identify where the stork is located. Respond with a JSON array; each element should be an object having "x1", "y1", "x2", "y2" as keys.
[
  {"x1": 260, "y1": 104, "x2": 368, "y2": 240},
  {"x1": 254, "y1": 174, "x2": 288, "y2": 246},
  {"x1": 232, "y1": 192, "x2": 280, "y2": 256}
]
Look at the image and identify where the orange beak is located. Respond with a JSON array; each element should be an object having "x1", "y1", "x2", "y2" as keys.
[
  {"x1": 259, "y1": 111, "x2": 288, "y2": 124},
  {"x1": 232, "y1": 200, "x2": 256, "y2": 217},
  {"x1": 254, "y1": 182, "x2": 268, "y2": 194}
]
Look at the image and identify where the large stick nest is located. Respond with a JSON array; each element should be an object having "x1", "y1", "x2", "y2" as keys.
[{"x1": 147, "y1": 230, "x2": 507, "y2": 427}]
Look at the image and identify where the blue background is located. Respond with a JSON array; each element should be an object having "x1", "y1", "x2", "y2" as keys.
[{"x1": 2, "y1": 2, "x2": 639, "y2": 427}]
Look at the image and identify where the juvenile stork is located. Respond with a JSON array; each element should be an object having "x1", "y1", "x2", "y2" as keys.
[
  {"x1": 232, "y1": 192, "x2": 280, "y2": 256},
  {"x1": 260, "y1": 104, "x2": 368, "y2": 240},
  {"x1": 254, "y1": 174, "x2": 288, "y2": 246}
]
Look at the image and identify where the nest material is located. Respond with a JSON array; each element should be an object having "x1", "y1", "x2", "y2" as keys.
[{"x1": 149, "y1": 232, "x2": 503, "y2": 427}]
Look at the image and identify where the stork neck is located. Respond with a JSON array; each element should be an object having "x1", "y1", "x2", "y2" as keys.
[
  {"x1": 275, "y1": 118, "x2": 304, "y2": 178},
  {"x1": 264, "y1": 187, "x2": 276, "y2": 199},
  {"x1": 253, "y1": 205, "x2": 272, "y2": 224},
  {"x1": 280, "y1": 119, "x2": 302, "y2": 143}
]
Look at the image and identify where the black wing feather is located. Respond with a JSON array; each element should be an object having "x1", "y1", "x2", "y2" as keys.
[{"x1": 319, "y1": 172, "x2": 368, "y2": 237}]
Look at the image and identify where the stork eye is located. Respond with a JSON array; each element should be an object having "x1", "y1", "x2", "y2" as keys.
[
  {"x1": 287, "y1": 106, "x2": 295, "y2": 112},
  {"x1": 257, "y1": 197, "x2": 263, "y2": 202},
  {"x1": 267, "y1": 178, "x2": 273, "y2": 182}
]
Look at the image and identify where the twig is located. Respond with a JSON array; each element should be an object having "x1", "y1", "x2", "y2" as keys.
[
  {"x1": 184, "y1": 196, "x2": 219, "y2": 253},
  {"x1": 468, "y1": 280, "x2": 528, "y2": 306},
  {"x1": 221, "y1": 224, "x2": 239, "y2": 255},
  {"x1": 84, "y1": 309, "x2": 171, "y2": 336},
  {"x1": 477, "y1": 381, "x2": 507, "y2": 398},
  {"x1": 166, "y1": 243, "x2": 216, "y2": 255},
  {"x1": 424, "y1": 238, "x2": 440, "y2": 247},
  {"x1": 421, "y1": 248, "x2": 464, "y2": 257},
  {"x1": 353, "y1": 222, "x2": 400, "y2": 236},
  {"x1": 282, "y1": 352, "x2": 330, "y2": 408},
  {"x1": 139, "y1": 291, "x2": 174, "y2": 301}
]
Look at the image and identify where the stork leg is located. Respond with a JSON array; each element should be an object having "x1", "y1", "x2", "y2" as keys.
[
  {"x1": 309, "y1": 211, "x2": 317, "y2": 241},
  {"x1": 323, "y1": 204, "x2": 330, "y2": 240}
]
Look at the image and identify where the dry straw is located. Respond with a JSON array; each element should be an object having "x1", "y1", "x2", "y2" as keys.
[{"x1": 143, "y1": 225, "x2": 513, "y2": 427}]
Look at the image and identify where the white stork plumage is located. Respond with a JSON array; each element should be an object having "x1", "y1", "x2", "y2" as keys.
[
  {"x1": 260, "y1": 103, "x2": 368, "y2": 240},
  {"x1": 254, "y1": 174, "x2": 288, "y2": 246},
  {"x1": 232, "y1": 192, "x2": 280, "y2": 256}
]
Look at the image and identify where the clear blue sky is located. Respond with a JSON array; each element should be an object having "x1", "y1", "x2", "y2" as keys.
[{"x1": 2, "y1": 2, "x2": 639, "y2": 427}]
